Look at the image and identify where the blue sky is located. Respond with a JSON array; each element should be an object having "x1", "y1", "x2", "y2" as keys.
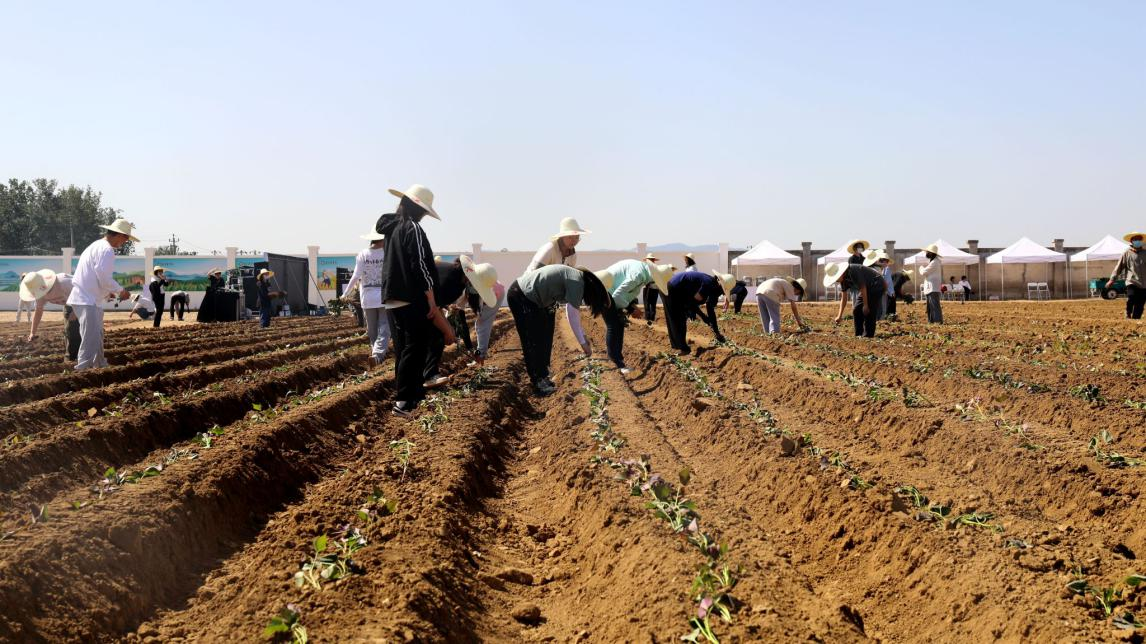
[{"x1": 2, "y1": 1, "x2": 1143, "y2": 253}]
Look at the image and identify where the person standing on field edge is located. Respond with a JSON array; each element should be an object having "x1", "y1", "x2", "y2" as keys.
[
  {"x1": 20, "y1": 269, "x2": 80, "y2": 360},
  {"x1": 67, "y1": 218, "x2": 137, "y2": 370},
  {"x1": 918, "y1": 243, "x2": 944, "y2": 324},
  {"x1": 683, "y1": 253, "x2": 698, "y2": 272},
  {"x1": 376, "y1": 184, "x2": 456, "y2": 417},
  {"x1": 149, "y1": 267, "x2": 168, "y2": 328},
  {"x1": 1109, "y1": 231, "x2": 1146, "y2": 319}
]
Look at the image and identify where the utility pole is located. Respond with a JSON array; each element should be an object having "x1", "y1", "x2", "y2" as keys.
[{"x1": 167, "y1": 233, "x2": 180, "y2": 255}]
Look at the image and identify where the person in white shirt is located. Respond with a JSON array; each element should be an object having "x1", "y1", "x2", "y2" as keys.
[
  {"x1": 342, "y1": 230, "x2": 389, "y2": 365},
  {"x1": 683, "y1": 253, "x2": 698, "y2": 272},
  {"x1": 15, "y1": 274, "x2": 33, "y2": 323},
  {"x1": 959, "y1": 276, "x2": 974, "y2": 302},
  {"x1": 755, "y1": 277, "x2": 808, "y2": 334},
  {"x1": 524, "y1": 217, "x2": 591, "y2": 355},
  {"x1": 19, "y1": 269, "x2": 80, "y2": 360},
  {"x1": 66, "y1": 218, "x2": 137, "y2": 370},
  {"x1": 128, "y1": 293, "x2": 155, "y2": 320},
  {"x1": 918, "y1": 243, "x2": 944, "y2": 324}
]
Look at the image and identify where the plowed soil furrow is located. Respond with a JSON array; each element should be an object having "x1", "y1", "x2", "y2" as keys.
[
  {"x1": 0, "y1": 324, "x2": 362, "y2": 406},
  {"x1": 0, "y1": 350, "x2": 367, "y2": 511},
  {"x1": 593, "y1": 316, "x2": 1118, "y2": 641},
  {"x1": 0, "y1": 334, "x2": 367, "y2": 433}
]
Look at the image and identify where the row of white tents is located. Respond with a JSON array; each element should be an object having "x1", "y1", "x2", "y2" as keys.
[{"x1": 732, "y1": 235, "x2": 1131, "y2": 299}]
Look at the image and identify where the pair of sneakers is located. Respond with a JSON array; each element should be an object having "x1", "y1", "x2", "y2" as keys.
[{"x1": 533, "y1": 377, "x2": 556, "y2": 396}]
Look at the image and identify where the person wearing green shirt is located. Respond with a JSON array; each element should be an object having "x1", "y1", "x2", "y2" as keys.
[{"x1": 595, "y1": 259, "x2": 673, "y2": 373}]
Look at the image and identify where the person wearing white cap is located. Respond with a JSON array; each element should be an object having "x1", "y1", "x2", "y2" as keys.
[
  {"x1": 256, "y1": 269, "x2": 286, "y2": 328},
  {"x1": 66, "y1": 218, "x2": 136, "y2": 370},
  {"x1": 664, "y1": 270, "x2": 733, "y2": 354},
  {"x1": 19, "y1": 269, "x2": 80, "y2": 360},
  {"x1": 148, "y1": 267, "x2": 169, "y2": 328},
  {"x1": 1109, "y1": 231, "x2": 1146, "y2": 319},
  {"x1": 755, "y1": 277, "x2": 808, "y2": 335},
  {"x1": 422, "y1": 256, "x2": 502, "y2": 385},
  {"x1": 640, "y1": 252, "x2": 662, "y2": 325},
  {"x1": 375, "y1": 184, "x2": 456, "y2": 417},
  {"x1": 918, "y1": 243, "x2": 944, "y2": 324},
  {"x1": 682, "y1": 253, "x2": 699, "y2": 272},
  {"x1": 825, "y1": 261, "x2": 887, "y2": 338},
  {"x1": 864, "y1": 249, "x2": 895, "y2": 320},
  {"x1": 342, "y1": 229, "x2": 389, "y2": 365},
  {"x1": 596, "y1": 260, "x2": 673, "y2": 373}
]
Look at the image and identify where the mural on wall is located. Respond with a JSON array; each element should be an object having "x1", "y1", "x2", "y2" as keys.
[
  {"x1": 0, "y1": 257, "x2": 65, "y2": 292},
  {"x1": 67, "y1": 256, "x2": 147, "y2": 291},
  {"x1": 236, "y1": 256, "x2": 264, "y2": 268},
  {"x1": 317, "y1": 256, "x2": 356, "y2": 289},
  {"x1": 149, "y1": 257, "x2": 229, "y2": 291}
]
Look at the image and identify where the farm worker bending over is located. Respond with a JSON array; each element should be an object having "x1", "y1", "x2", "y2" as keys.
[
  {"x1": 826, "y1": 262, "x2": 887, "y2": 338},
  {"x1": 256, "y1": 269, "x2": 286, "y2": 329},
  {"x1": 724, "y1": 279, "x2": 749, "y2": 313},
  {"x1": 169, "y1": 291, "x2": 190, "y2": 320},
  {"x1": 918, "y1": 244, "x2": 944, "y2": 324},
  {"x1": 664, "y1": 270, "x2": 734, "y2": 355},
  {"x1": 422, "y1": 256, "x2": 500, "y2": 387},
  {"x1": 507, "y1": 265, "x2": 612, "y2": 397},
  {"x1": 1109, "y1": 231, "x2": 1146, "y2": 319},
  {"x1": 470, "y1": 279, "x2": 505, "y2": 367},
  {"x1": 148, "y1": 267, "x2": 169, "y2": 328},
  {"x1": 128, "y1": 293, "x2": 155, "y2": 321},
  {"x1": 67, "y1": 218, "x2": 136, "y2": 371},
  {"x1": 640, "y1": 253, "x2": 662, "y2": 325},
  {"x1": 756, "y1": 277, "x2": 808, "y2": 335},
  {"x1": 377, "y1": 184, "x2": 455, "y2": 418},
  {"x1": 343, "y1": 229, "x2": 389, "y2": 365},
  {"x1": 525, "y1": 217, "x2": 590, "y2": 355},
  {"x1": 594, "y1": 259, "x2": 673, "y2": 373},
  {"x1": 19, "y1": 269, "x2": 80, "y2": 361},
  {"x1": 864, "y1": 249, "x2": 895, "y2": 319}
]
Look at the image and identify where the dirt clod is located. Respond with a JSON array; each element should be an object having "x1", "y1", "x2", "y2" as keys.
[
  {"x1": 496, "y1": 567, "x2": 534, "y2": 585},
  {"x1": 511, "y1": 603, "x2": 543, "y2": 625}
]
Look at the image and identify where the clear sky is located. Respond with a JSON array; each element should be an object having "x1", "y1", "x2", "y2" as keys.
[{"x1": 2, "y1": 1, "x2": 1143, "y2": 253}]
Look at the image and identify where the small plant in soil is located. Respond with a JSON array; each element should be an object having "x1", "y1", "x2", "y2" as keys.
[
  {"x1": 1089, "y1": 430, "x2": 1142, "y2": 468},
  {"x1": 901, "y1": 387, "x2": 933, "y2": 408},
  {"x1": 950, "y1": 512, "x2": 1003, "y2": 532},
  {"x1": 264, "y1": 604, "x2": 308, "y2": 643},
  {"x1": 1124, "y1": 399, "x2": 1146, "y2": 410},
  {"x1": 294, "y1": 526, "x2": 367, "y2": 591},
  {"x1": 388, "y1": 439, "x2": 415, "y2": 481},
  {"x1": 357, "y1": 487, "x2": 398, "y2": 526},
  {"x1": 418, "y1": 395, "x2": 450, "y2": 433},
  {"x1": 1069, "y1": 384, "x2": 1106, "y2": 405}
]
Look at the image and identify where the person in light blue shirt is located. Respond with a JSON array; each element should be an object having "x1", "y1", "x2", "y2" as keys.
[{"x1": 595, "y1": 259, "x2": 673, "y2": 372}]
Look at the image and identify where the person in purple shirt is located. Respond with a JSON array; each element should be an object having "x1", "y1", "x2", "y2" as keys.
[{"x1": 663, "y1": 270, "x2": 734, "y2": 355}]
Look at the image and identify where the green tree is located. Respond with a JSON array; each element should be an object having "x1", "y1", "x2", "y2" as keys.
[{"x1": 0, "y1": 178, "x2": 132, "y2": 255}]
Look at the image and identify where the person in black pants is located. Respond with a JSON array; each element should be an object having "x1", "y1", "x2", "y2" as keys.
[
  {"x1": 640, "y1": 253, "x2": 660, "y2": 325},
  {"x1": 826, "y1": 262, "x2": 887, "y2": 338},
  {"x1": 422, "y1": 256, "x2": 492, "y2": 389},
  {"x1": 726, "y1": 279, "x2": 748, "y2": 313},
  {"x1": 169, "y1": 291, "x2": 189, "y2": 320},
  {"x1": 1109, "y1": 232, "x2": 1146, "y2": 319},
  {"x1": 376, "y1": 184, "x2": 455, "y2": 417},
  {"x1": 664, "y1": 270, "x2": 733, "y2": 355},
  {"x1": 149, "y1": 267, "x2": 168, "y2": 328}
]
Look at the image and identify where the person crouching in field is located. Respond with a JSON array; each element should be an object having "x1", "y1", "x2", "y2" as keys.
[
  {"x1": 755, "y1": 277, "x2": 808, "y2": 334},
  {"x1": 664, "y1": 270, "x2": 734, "y2": 354},
  {"x1": 595, "y1": 259, "x2": 673, "y2": 373},
  {"x1": 826, "y1": 262, "x2": 887, "y2": 338},
  {"x1": 508, "y1": 265, "x2": 611, "y2": 396},
  {"x1": 256, "y1": 269, "x2": 286, "y2": 329},
  {"x1": 20, "y1": 269, "x2": 81, "y2": 361}
]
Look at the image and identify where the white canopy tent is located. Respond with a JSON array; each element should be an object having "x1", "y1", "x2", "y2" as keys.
[
  {"x1": 732, "y1": 239, "x2": 801, "y2": 273},
  {"x1": 986, "y1": 237, "x2": 1067, "y2": 300},
  {"x1": 1071, "y1": 235, "x2": 1127, "y2": 296},
  {"x1": 903, "y1": 239, "x2": 983, "y2": 298}
]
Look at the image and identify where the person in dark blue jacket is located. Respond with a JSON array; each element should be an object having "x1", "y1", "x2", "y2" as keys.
[{"x1": 663, "y1": 270, "x2": 735, "y2": 354}]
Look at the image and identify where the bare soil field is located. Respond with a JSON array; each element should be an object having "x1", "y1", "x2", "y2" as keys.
[{"x1": 1, "y1": 300, "x2": 1143, "y2": 642}]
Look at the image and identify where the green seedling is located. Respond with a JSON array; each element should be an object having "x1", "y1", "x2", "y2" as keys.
[
  {"x1": 30, "y1": 506, "x2": 47, "y2": 524},
  {"x1": 1124, "y1": 399, "x2": 1146, "y2": 411},
  {"x1": 388, "y1": 439, "x2": 415, "y2": 482},
  {"x1": 294, "y1": 527, "x2": 367, "y2": 591},
  {"x1": 951, "y1": 512, "x2": 1003, "y2": 532},
  {"x1": 264, "y1": 604, "x2": 308, "y2": 643},
  {"x1": 866, "y1": 385, "x2": 896, "y2": 403},
  {"x1": 1089, "y1": 430, "x2": 1142, "y2": 468},
  {"x1": 902, "y1": 387, "x2": 933, "y2": 408},
  {"x1": 357, "y1": 487, "x2": 397, "y2": 526},
  {"x1": 848, "y1": 476, "x2": 872, "y2": 491},
  {"x1": 1113, "y1": 612, "x2": 1144, "y2": 630},
  {"x1": 1070, "y1": 384, "x2": 1106, "y2": 405}
]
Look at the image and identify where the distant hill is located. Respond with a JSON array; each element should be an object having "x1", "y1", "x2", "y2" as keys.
[{"x1": 646, "y1": 243, "x2": 719, "y2": 252}]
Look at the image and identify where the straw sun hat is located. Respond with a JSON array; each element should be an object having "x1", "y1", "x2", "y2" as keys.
[
  {"x1": 643, "y1": 252, "x2": 659, "y2": 262},
  {"x1": 593, "y1": 270, "x2": 615, "y2": 292},
  {"x1": 460, "y1": 256, "x2": 499, "y2": 308},
  {"x1": 648, "y1": 264, "x2": 673, "y2": 294},
  {"x1": 923, "y1": 243, "x2": 942, "y2": 257},
  {"x1": 1123, "y1": 232, "x2": 1146, "y2": 242},
  {"x1": 792, "y1": 277, "x2": 808, "y2": 292},
  {"x1": 863, "y1": 249, "x2": 892, "y2": 267},
  {"x1": 258, "y1": 268, "x2": 275, "y2": 278},
  {"x1": 99, "y1": 218, "x2": 139, "y2": 242},
  {"x1": 847, "y1": 239, "x2": 870, "y2": 254},
  {"x1": 153, "y1": 266, "x2": 165, "y2": 275},
  {"x1": 551, "y1": 217, "x2": 590, "y2": 241},
  {"x1": 388, "y1": 184, "x2": 439, "y2": 220},
  {"x1": 360, "y1": 229, "x2": 385, "y2": 241},
  {"x1": 712, "y1": 270, "x2": 736, "y2": 298},
  {"x1": 19, "y1": 269, "x2": 58, "y2": 302},
  {"x1": 823, "y1": 262, "x2": 848, "y2": 288}
]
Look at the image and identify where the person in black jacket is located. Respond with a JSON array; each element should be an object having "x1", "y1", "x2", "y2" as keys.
[
  {"x1": 641, "y1": 253, "x2": 660, "y2": 325},
  {"x1": 149, "y1": 267, "x2": 168, "y2": 328},
  {"x1": 725, "y1": 279, "x2": 749, "y2": 313},
  {"x1": 376, "y1": 184, "x2": 456, "y2": 417},
  {"x1": 424, "y1": 256, "x2": 500, "y2": 388}
]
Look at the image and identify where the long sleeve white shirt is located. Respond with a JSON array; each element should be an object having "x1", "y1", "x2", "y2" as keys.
[
  {"x1": 524, "y1": 240, "x2": 582, "y2": 342},
  {"x1": 67, "y1": 239, "x2": 120, "y2": 306},
  {"x1": 345, "y1": 246, "x2": 386, "y2": 309},
  {"x1": 919, "y1": 258, "x2": 943, "y2": 295}
]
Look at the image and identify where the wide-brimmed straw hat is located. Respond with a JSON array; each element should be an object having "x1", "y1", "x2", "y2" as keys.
[
  {"x1": 847, "y1": 239, "x2": 870, "y2": 254},
  {"x1": 460, "y1": 255, "x2": 499, "y2": 308},
  {"x1": 648, "y1": 263, "x2": 673, "y2": 294},
  {"x1": 791, "y1": 277, "x2": 808, "y2": 292},
  {"x1": 712, "y1": 270, "x2": 736, "y2": 298},
  {"x1": 863, "y1": 249, "x2": 892, "y2": 267},
  {"x1": 1123, "y1": 232, "x2": 1146, "y2": 242},
  {"x1": 99, "y1": 218, "x2": 139, "y2": 242},
  {"x1": 901, "y1": 269, "x2": 913, "y2": 278},
  {"x1": 593, "y1": 269, "x2": 615, "y2": 292},
  {"x1": 258, "y1": 268, "x2": 275, "y2": 278},
  {"x1": 388, "y1": 184, "x2": 440, "y2": 220},
  {"x1": 643, "y1": 252, "x2": 659, "y2": 262},
  {"x1": 19, "y1": 269, "x2": 57, "y2": 302},
  {"x1": 684, "y1": 252, "x2": 696, "y2": 260},
  {"x1": 823, "y1": 262, "x2": 848, "y2": 288},
  {"x1": 923, "y1": 243, "x2": 942, "y2": 257},
  {"x1": 153, "y1": 266, "x2": 165, "y2": 275},
  {"x1": 551, "y1": 217, "x2": 590, "y2": 241},
  {"x1": 360, "y1": 229, "x2": 385, "y2": 241},
  {"x1": 209, "y1": 268, "x2": 223, "y2": 276}
]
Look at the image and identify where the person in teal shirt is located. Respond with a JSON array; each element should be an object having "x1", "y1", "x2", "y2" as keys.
[{"x1": 595, "y1": 259, "x2": 673, "y2": 373}]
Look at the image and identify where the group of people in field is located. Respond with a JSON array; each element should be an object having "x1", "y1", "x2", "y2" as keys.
[{"x1": 16, "y1": 193, "x2": 1146, "y2": 410}]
